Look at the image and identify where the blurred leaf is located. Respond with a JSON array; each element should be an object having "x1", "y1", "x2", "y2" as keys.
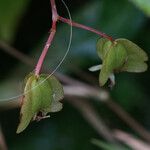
[
  {"x1": 130, "y1": 0, "x2": 150, "y2": 16},
  {"x1": 0, "y1": 0, "x2": 30, "y2": 42}
]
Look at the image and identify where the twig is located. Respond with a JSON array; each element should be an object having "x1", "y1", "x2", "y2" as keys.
[
  {"x1": 35, "y1": 0, "x2": 58, "y2": 75},
  {"x1": 107, "y1": 100, "x2": 150, "y2": 143},
  {"x1": 64, "y1": 85, "x2": 110, "y2": 103},
  {"x1": 66, "y1": 98, "x2": 117, "y2": 144},
  {"x1": 114, "y1": 130, "x2": 150, "y2": 150},
  {"x1": 58, "y1": 16, "x2": 113, "y2": 41},
  {"x1": 0, "y1": 40, "x2": 34, "y2": 66},
  {"x1": 0, "y1": 40, "x2": 85, "y2": 86},
  {"x1": 35, "y1": 0, "x2": 113, "y2": 75},
  {"x1": 64, "y1": 85, "x2": 150, "y2": 142},
  {"x1": 0, "y1": 99, "x2": 19, "y2": 110},
  {"x1": 0, "y1": 85, "x2": 108, "y2": 110},
  {"x1": 68, "y1": 65, "x2": 98, "y2": 86},
  {"x1": 0, "y1": 126, "x2": 7, "y2": 150}
]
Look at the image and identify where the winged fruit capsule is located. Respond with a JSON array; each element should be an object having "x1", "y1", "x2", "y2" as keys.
[
  {"x1": 89, "y1": 38, "x2": 148, "y2": 87},
  {"x1": 16, "y1": 73, "x2": 64, "y2": 134}
]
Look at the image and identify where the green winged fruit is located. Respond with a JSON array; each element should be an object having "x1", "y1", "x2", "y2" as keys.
[
  {"x1": 16, "y1": 73, "x2": 64, "y2": 134},
  {"x1": 89, "y1": 38, "x2": 148, "y2": 87}
]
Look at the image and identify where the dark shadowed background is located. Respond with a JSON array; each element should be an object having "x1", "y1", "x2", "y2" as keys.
[{"x1": 0, "y1": 0, "x2": 150, "y2": 149}]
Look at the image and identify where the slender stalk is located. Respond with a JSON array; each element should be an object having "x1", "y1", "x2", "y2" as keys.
[
  {"x1": 35, "y1": 0, "x2": 113, "y2": 75},
  {"x1": 50, "y1": 0, "x2": 58, "y2": 21},
  {"x1": 58, "y1": 16, "x2": 113, "y2": 41},
  {"x1": 35, "y1": 0, "x2": 58, "y2": 76},
  {"x1": 35, "y1": 26, "x2": 56, "y2": 76}
]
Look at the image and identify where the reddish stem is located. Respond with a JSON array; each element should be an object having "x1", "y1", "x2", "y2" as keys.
[
  {"x1": 58, "y1": 16, "x2": 113, "y2": 41},
  {"x1": 35, "y1": 25, "x2": 56, "y2": 76},
  {"x1": 35, "y1": 0, "x2": 114, "y2": 75},
  {"x1": 35, "y1": 0, "x2": 58, "y2": 76}
]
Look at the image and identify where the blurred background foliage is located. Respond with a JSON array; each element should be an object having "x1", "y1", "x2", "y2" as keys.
[{"x1": 0, "y1": 0, "x2": 150, "y2": 149}]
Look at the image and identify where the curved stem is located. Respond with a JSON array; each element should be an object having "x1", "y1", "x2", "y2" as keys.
[
  {"x1": 58, "y1": 16, "x2": 113, "y2": 41},
  {"x1": 35, "y1": 0, "x2": 114, "y2": 75}
]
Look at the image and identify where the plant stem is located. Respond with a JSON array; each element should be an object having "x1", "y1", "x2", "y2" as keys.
[
  {"x1": 58, "y1": 16, "x2": 113, "y2": 41},
  {"x1": 35, "y1": 26, "x2": 56, "y2": 76},
  {"x1": 35, "y1": 0, "x2": 113, "y2": 75},
  {"x1": 35, "y1": 0, "x2": 58, "y2": 76}
]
